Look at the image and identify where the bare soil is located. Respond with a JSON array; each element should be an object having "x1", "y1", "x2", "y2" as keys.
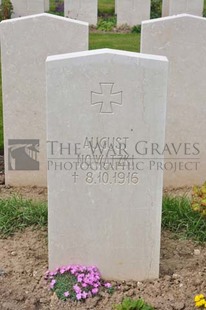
[
  {"x1": 0, "y1": 185, "x2": 47, "y2": 202},
  {"x1": 0, "y1": 186, "x2": 204, "y2": 310},
  {"x1": 0, "y1": 228, "x2": 205, "y2": 310},
  {"x1": 0, "y1": 184, "x2": 192, "y2": 203}
]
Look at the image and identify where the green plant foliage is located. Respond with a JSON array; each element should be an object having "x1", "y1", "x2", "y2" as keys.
[
  {"x1": 114, "y1": 297, "x2": 154, "y2": 310},
  {"x1": 46, "y1": 265, "x2": 113, "y2": 302},
  {"x1": 0, "y1": 0, "x2": 13, "y2": 20},
  {"x1": 131, "y1": 25, "x2": 141, "y2": 34},
  {"x1": 204, "y1": 0, "x2": 206, "y2": 17},
  {"x1": 151, "y1": 0, "x2": 162, "y2": 19},
  {"x1": 98, "y1": 0, "x2": 115, "y2": 16},
  {"x1": 54, "y1": 273, "x2": 77, "y2": 301},
  {"x1": 49, "y1": 0, "x2": 64, "y2": 16},
  {"x1": 192, "y1": 182, "x2": 206, "y2": 218},
  {"x1": 162, "y1": 195, "x2": 206, "y2": 242},
  {"x1": 50, "y1": 0, "x2": 56, "y2": 12},
  {"x1": 0, "y1": 196, "x2": 47, "y2": 237},
  {"x1": 97, "y1": 17, "x2": 116, "y2": 31}
]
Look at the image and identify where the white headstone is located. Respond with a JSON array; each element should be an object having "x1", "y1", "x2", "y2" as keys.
[
  {"x1": 115, "y1": 0, "x2": 118, "y2": 15},
  {"x1": 64, "y1": 0, "x2": 98, "y2": 25},
  {"x1": 162, "y1": 0, "x2": 170, "y2": 17},
  {"x1": 44, "y1": 0, "x2": 50, "y2": 12},
  {"x1": 162, "y1": 0, "x2": 204, "y2": 17},
  {"x1": 46, "y1": 49, "x2": 168, "y2": 281},
  {"x1": 1, "y1": 13, "x2": 88, "y2": 186},
  {"x1": 116, "y1": 0, "x2": 151, "y2": 27},
  {"x1": 11, "y1": 0, "x2": 45, "y2": 17},
  {"x1": 141, "y1": 14, "x2": 206, "y2": 187}
]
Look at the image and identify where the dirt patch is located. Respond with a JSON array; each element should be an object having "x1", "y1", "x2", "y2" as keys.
[
  {"x1": 164, "y1": 187, "x2": 193, "y2": 199},
  {"x1": 90, "y1": 25, "x2": 132, "y2": 34},
  {"x1": 0, "y1": 186, "x2": 47, "y2": 202},
  {"x1": 0, "y1": 186, "x2": 202, "y2": 309},
  {"x1": 0, "y1": 228, "x2": 205, "y2": 310},
  {"x1": 0, "y1": 185, "x2": 192, "y2": 203}
]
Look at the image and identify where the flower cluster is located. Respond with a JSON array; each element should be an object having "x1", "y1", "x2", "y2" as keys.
[
  {"x1": 192, "y1": 183, "x2": 206, "y2": 217},
  {"x1": 55, "y1": 1, "x2": 64, "y2": 14},
  {"x1": 194, "y1": 294, "x2": 206, "y2": 308},
  {"x1": 45, "y1": 265, "x2": 112, "y2": 301}
]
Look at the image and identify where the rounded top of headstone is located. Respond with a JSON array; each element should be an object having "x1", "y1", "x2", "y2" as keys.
[
  {"x1": 0, "y1": 13, "x2": 89, "y2": 26},
  {"x1": 46, "y1": 48, "x2": 168, "y2": 64},
  {"x1": 142, "y1": 13, "x2": 206, "y2": 25}
]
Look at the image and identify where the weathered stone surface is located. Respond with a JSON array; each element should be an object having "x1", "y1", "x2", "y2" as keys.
[
  {"x1": 46, "y1": 49, "x2": 168, "y2": 280},
  {"x1": 1, "y1": 13, "x2": 88, "y2": 186},
  {"x1": 12, "y1": 0, "x2": 45, "y2": 18},
  {"x1": 162, "y1": 0, "x2": 204, "y2": 17},
  {"x1": 44, "y1": 0, "x2": 50, "y2": 11},
  {"x1": 162, "y1": 0, "x2": 170, "y2": 17},
  {"x1": 141, "y1": 14, "x2": 206, "y2": 187},
  {"x1": 64, "y1": 0, "x2": 98, "y2": 25},
  {"x1": 116, "y1": 0, "x2": 151, "y2": 27}
]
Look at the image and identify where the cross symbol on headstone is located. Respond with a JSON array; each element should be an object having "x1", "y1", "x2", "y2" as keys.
[{"x1": 91, "y1": 83, "x2": 122, "y2": 113}]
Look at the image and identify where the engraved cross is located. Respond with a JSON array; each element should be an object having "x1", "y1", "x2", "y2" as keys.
[{"x1": 91, "y1": 83, "x2": 122, "y2": 113}]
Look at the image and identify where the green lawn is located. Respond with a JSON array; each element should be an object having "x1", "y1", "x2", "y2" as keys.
[
  {"x1": 89, "y1": 33, "x2": 140, "y2": 52},
  {"x1": 98, "y1": 0, "x2": 115, "y2": 15},
  {"x1": 1, "y1": 195, "x2": 206, "y2": 242}
]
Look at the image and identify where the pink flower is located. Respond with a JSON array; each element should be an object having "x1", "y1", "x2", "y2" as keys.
[
  {"x1": 92, "y1": 288, "x2": 99, "y2": 295},
  {"x1": 82, "y1": 291, "x2": 87, "y2": 299},
  {"x1": 76, "y1": 293, "x2": 82, "y2": 300},
  {"x1": 64, "y1": 291, "x2": 70, "y2": 297},
  {"x1": 50, "y1": 279, "x2": 56, "y2": 289},
  {"x1": 73, "y1": 284, "x2": 81, "y2": 294},
  {"x1": 77, "y1": 274, "x2": 84, "y2": 283},
  {"x1": 105, "y1": 282, "x2": 112, "y2": 288},
  {"x1": 71, "y1": 268, "x2": 77, "y2": 274},
  {"x1": 60, "y1": 267, "x2": 66, "y2": 274}
]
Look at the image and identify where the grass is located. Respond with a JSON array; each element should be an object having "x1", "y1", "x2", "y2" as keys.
[
  {"x1": 162, "y1": 195, "x2": 206, "y2": 243},
  {"x1": 98, "y1": 0, "x2": 115, "y2": 16},
  {"x1": 0, "y1": 195, "x2": 205, "y2": 243},
  {"x1": 0, "y1": 196, "x2": 47, "y2": 237},
  {"x1": 89, "y1": 33, "x2": 140, "y2": 52}
]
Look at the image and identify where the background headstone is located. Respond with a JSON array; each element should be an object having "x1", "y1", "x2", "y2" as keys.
[
  {"x1": 46, "y1": 49, "x2": 168, "y2": 281},
  {"x1": 11, "y1": 0, "x2": 46, "y2": 17},
  {"x1": 116, "y1": 0, "x2": 151, "y2": 27},
  {"x1": 64, "y1": 0, "x2": 98, "y2": 25},
  {"x1": 1, "y1": 13, "x2": 88, "y2": 186},
  {"x1": 44, "y1": 0, "x2": 50, "y2": 12},
  {"x1": 141, "y1": 14, "x2": 206, "y2": 187},
  {"x1": 162, "y1": 0, "x2": 204, "y2": 17},
  {"x1": 115, "y1": 0, "x2": 118, "y2": 15},
  {"x1": 162, "y1": 0, "x2": 170, "y2": 17}
]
